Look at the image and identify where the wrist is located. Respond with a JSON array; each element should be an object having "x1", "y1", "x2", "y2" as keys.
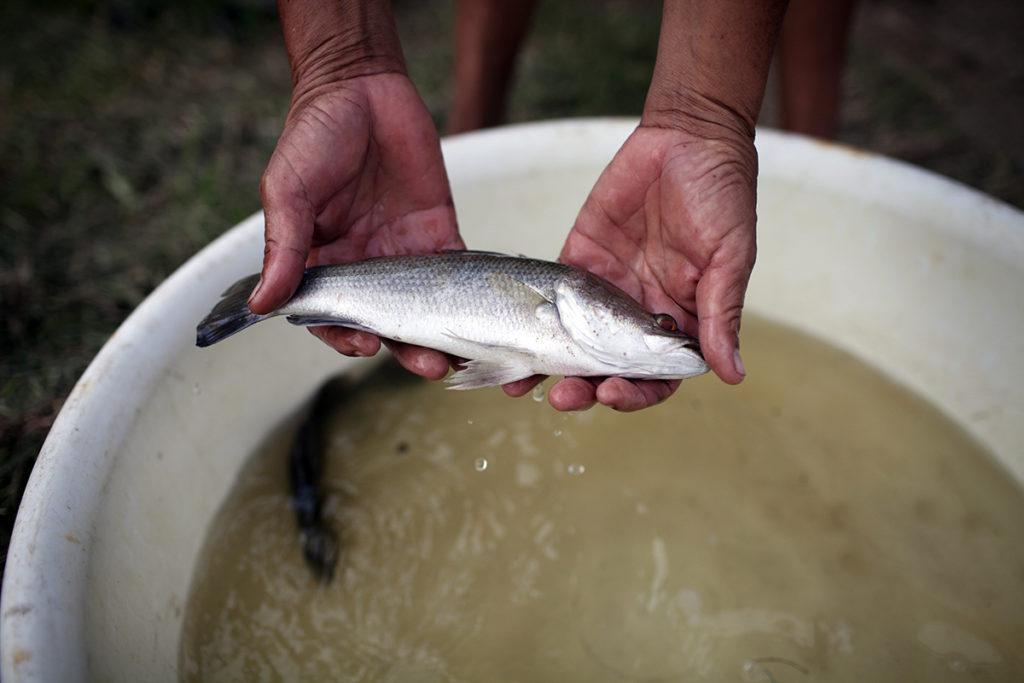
[
  {"x1": 278, "y1": 0, "x2": 407, "y2": 104},
  {"x1": 641, "y1": 86, "x2": 758, "y2": 142}
]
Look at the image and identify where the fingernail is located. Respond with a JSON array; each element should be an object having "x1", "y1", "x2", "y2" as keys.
[
  {"x1": 733, "y1": 348, "x2": 746, "y2": 377},
  {"x1": 247, "y1": 278, "x2": 263, "y2": 307}
]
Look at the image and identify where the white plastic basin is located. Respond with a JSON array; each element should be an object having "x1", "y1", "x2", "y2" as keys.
[{"x1": 3, "y1": 119, "x2": 1022, "y2": 681}]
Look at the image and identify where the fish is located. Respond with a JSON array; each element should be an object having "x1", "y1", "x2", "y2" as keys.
[
  {"x1": 290, "y1": 377, "x2": 341, "y2": 584},
  {"x1": 196, "y1": 251, "x2": 709, "y2": 389},
  {"x1": 289, "y1": 362, "x2": 423, "y2": 583}
]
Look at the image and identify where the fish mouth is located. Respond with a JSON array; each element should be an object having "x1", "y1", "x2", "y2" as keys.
[{"x1": 683, "y1": 339, "x2": 705, "y2": 360}]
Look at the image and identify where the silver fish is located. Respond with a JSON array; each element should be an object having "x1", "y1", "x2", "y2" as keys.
[{"x1": 196, "y1": 251, "x2": 709, "y2": 389}]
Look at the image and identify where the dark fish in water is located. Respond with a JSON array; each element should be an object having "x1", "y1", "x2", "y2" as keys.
[
  {"x1": 289, "y1": 378, "x2": 343, "y2": 584},
  {"x1": 197, "y1": 251, "x2": 708, "y2": 388},
  {"x1": 290, "y1": 363, "x2": 422, "y2": 583}
]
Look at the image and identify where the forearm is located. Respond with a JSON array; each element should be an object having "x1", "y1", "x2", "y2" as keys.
[
  {"x1": 276, "y1": 0, "x2": 406, "y2": 100},
  {"x1": 643, "y1": 0, "x2": 788, "y2": 139}
]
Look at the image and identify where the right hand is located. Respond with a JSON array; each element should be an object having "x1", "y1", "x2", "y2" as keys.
[
  {"x1": 250, "y1": 72, "x2": 465, "y2": 379},
  {"x1": 501, "y1": 123, "x2": 757, "y2": 412}
]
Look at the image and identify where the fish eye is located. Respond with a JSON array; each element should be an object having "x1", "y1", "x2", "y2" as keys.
[{"x1": 654, "y1": 313, "x2": 677, "y2": 332}]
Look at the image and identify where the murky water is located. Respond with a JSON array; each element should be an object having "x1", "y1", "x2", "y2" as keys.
[{"x1": 180, "y1": 317, "x2": 1024, "y2": 682}]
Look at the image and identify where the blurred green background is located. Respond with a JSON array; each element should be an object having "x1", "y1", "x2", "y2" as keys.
[{"x1": 1, "y1": 0, "x2": 1022, "y2": 575}]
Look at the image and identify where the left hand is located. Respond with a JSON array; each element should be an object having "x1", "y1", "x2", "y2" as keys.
[{"x1": 503, "y1": 124, "x2": 757, "y2": 411}]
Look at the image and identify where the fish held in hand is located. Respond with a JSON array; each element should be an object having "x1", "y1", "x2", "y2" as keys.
[{"x1": 195, "y1": 251, "x2": 709, "y2": 389}]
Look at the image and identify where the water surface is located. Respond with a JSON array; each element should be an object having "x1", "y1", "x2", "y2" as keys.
[{"x1": 180, "y1": 317, "x2": 1024, "y2": 681}]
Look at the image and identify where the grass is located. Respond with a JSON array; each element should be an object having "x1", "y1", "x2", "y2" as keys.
[
  {"x1": 1, "y1": 0, "x2": 1021, "y2": 580},
  {"x1": 0, "y1": 0, "x2": 293, "y2": 573}
]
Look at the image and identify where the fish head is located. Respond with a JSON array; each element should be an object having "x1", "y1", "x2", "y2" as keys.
[
  {"x1": 555, "y1": 276, "x2": 710, "y2": 380},
  {"x1": 633, "y1": 314, "x2": 709, "y2": 378}
]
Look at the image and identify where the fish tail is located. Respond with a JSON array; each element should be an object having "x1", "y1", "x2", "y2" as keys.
[{"x1": 195, "y1": 274, "x2": 268, "y2": 347}]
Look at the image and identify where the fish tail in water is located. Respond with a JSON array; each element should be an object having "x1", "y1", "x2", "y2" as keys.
[{"x1": 195, "y1": 274, "x2": 267, "y2": 347}]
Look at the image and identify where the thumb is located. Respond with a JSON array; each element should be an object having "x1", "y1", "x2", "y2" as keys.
[
  {"x1": 695, "y1": 246, "x2": 755, "y2": 385},
  {"x1": 248, "y1": 163, "x2": 315, "y2": 315}
]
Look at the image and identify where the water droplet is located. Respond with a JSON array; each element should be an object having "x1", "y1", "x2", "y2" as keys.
[
  {"x1": 553, "y1": 429, "x2": 563, "y2": 437},
  {"x1": 568, "y1": 463, "x2": 585, "y2": 476},
  {"x1": 532, "y1": 384, "x2": 545, "y2": 402},
  {"x1": 474, "y1": 457, "x2": 488, "y2": 472},
  {"x1": 467, "y1": 419, "x2": 474, "y2": 425}
]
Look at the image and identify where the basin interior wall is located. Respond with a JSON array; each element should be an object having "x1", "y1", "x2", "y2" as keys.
[{"x1": 3, "y1": 120, "x2": 1022, "y2": 682}]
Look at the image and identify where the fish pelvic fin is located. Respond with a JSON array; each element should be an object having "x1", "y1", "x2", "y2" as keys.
[
  {"x1": 195, "y1": 273, "x2": 268, "y2": 347},
  {"x1": 440, "y1": 328, "x2": 538, "y2": 390},
  {"x1": 446, "y1": 358, "x2": 535, "y2": 390}
]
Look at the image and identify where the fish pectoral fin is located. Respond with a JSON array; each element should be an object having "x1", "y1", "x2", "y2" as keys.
[
  {"x1": 486, "y1": 273, "x2": 554, "y2": 307},
  {"x1": 446, "y1": 358, "x2": 536, "y2": 390},
  {"x1": 285, "y1": 315, "x2": 380, "y2": 335}
]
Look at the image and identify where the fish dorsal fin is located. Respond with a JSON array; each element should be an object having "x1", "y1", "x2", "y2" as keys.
[
  {"x1": 554, "y1": 278, "x2": 628, "y2": 369},
  {"x1": 441, "y1": 248, "x2": 522, "y2": 258}
]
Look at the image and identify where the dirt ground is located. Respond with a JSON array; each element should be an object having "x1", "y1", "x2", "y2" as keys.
[
  {"x1": 1, "y1": 0, "x2": 1021, "y2": 576},
  {"x1": 838, "y1": 0, "x2": 1023, "y2": 205}
]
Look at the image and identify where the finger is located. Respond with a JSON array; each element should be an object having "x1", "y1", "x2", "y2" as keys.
[
  {"x1": 502, "y1": 375, "x2": 546, "y2": 398},
  {"x1": 594, "y1": 377, "x2": 681, "y2": 412},
  {"x1": 695, "y1": 246, "x2": 755, "y2": 385},
  {"x1": 249, "y1": 158, "x2": 316, "y2": 315},
  {"x1": 383, "y1": 340, "x2": 452, "y2": 381},
  {"x1": 309, "y1": 326, "x2": 381, "y2": 357},
  {"x1": 696, "y1": 269, "x2": 748, "y2": 385},
  {"x1": 548, "y1": 377, "x2": 599, "y2": 412}
]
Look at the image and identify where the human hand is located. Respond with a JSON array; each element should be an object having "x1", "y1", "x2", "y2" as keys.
[
  {"x1": 250, "y1": 72, "x2": 464, "y2": 379},
  {"x1": 503, "y1": 124, "x2": 757, "y2": 411}
]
